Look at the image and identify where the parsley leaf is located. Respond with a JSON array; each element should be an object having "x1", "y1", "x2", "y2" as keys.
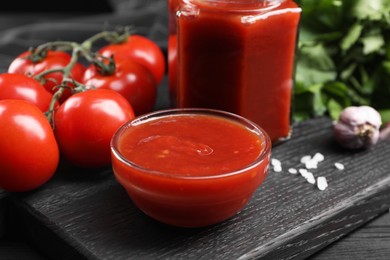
[{"x1": 294, "y1": 0, "x2": 390, "y2": 123}]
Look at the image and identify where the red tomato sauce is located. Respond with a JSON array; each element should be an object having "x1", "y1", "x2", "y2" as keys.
[
  {"x1": 117, "y1": 114, "x2": 264, "y2": 176},
  {"x1": 111, "y1": 111, "x2": 271, "y2": 227},
  {"x1": 177, "y1": 0, "x2": 301, "y2": 142}
]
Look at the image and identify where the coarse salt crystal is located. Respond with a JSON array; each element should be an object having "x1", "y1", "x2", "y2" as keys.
[
  {"x1": 300, "y1": 170, "x2": 315, "y2": 184},
  {"x1": 273, "y1": 165, "x2": 283, "y2": 172},
  {"x1": 305, "y1": 160, "x2": 318, "y2": 169},
  {"x1": 303, "y1": 152, "x2": 325, "y2": 169},
  {"x1": 288, "y1": 168, "x2": 298, "y2": 174},
  {"x1": 284, "y1": 153, "x2": 329, "y2": 190},
  {"x1": 271, "y1": 158, "x2": 281, "y2": 167},
  {"x1": 300, "y1": 155, "x2": 311, "y2": 164},
  {"x1": 299, "y1": 168, "x2": 308, "y2": 175},
  {"x1": 306, "y1": 174, "x2": 316, "y2": 184},
  {"x1": 312, "y1": 152, "x2": 324, "y2": 162},
  {"x1": 271, "y1": 158, "x2": 283, "y2": 172},
  {"x1": 317, "y1": 177, "x2": 328, "y2": 191},
  {"x1": 334, "y1": 162, "x2": 344, "y2": 170}
]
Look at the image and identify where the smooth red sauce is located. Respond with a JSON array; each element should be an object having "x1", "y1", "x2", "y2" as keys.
[
  {"x1": 177, "y1": 0, "x2": 301, "y2": 142},
  {"x1": 111, "y1": 112, "x2": 271, "y2": 227},
  {"x1": 117, "y1": 114, "x2": 264, "y2": 176}
]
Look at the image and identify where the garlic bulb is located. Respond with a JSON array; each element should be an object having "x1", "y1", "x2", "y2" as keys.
[{"x1": 333, "y1": 106, "x2": 382, "y2": 149}]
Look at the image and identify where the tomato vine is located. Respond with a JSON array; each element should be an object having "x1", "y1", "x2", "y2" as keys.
[{"x1": 15, "y1": 27, "x2": 135, "y2": 124}]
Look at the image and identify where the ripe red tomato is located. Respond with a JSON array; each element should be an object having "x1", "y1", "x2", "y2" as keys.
[
  {"x1": 98, "y1": 35, "x2": 166, "y2": 85},
  {"x1": 82, "y1": 59, "x2": 157, "y2": 116},
  {"x1": 0, "y1": 73, "x2": 57, "y2": 112},
  {"x1": 8, "y1": 50, "x2": 86, "y2": 103},
  {"x1": 54, "y1": 89, "x2": 135, "y2": 168},
  {"x1": 0, "y1": 99, "x2": 59, "y2": 192}
]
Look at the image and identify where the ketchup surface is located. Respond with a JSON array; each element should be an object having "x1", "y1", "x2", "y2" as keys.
[
  {"x1": 177, "y1": 0, "x2": 301, "y2": 142},
  {"x1": 117, "y1": 114, "x2": 264, "y2": 176},
  {"x1": 111, "y1": 111, "x2": 271, "y2": 227}
]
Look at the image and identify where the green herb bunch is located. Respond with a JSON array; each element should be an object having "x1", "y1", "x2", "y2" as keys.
[{"x1": 294, "y1": 0, "x2": 390, "y2": 123}]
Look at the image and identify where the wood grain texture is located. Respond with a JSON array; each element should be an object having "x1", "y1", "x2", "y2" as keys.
[
  {"x1": 6, "y1": 116, "x2": 390, "y2": 260},
  {"x1": 310, "y1": 211, "x2": 390, "y2": 260}
]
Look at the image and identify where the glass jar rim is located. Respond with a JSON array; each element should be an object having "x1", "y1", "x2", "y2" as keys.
[
  {"x1": 111, "y1": 108, "x2": 271, "y2": 180},
  {"x1": 181, "y1": 0, "x2": 285, "y2": 12}
]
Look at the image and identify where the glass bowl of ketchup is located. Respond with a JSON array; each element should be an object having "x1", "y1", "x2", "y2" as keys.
[{"x1": 110, "y1": 108, "x2": 271, "y2": 228}]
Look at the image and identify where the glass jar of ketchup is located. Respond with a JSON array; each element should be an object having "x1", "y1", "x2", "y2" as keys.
[{"x1": 175, "y1": 0, "x2": 301, "y2": 143}]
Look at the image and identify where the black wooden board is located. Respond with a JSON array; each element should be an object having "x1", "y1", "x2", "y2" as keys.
[
  {"x1": 0, "y1": 190, "x2": 8, "y2": 238},
  {"x1": 4, "y1": 115, "x2": 390, "y2": 260}
]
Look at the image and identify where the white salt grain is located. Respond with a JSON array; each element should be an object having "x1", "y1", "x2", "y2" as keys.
[
  {"x1": 271, "y1": 158, "x2": 281, "y2": 167},
  {"x1": 299, "y1": 168, "x2": 308, "y2": 175},
  {"x1": 312, "y1": 152, "x2": 325, "y2": 162},
  {"x1": 274, "y1": 166, "x2": 282, "y2": 172},
  {"x1": 285, "y1": 153, "x2": 329, "y2": 190},
  {"x1": 302, "y1": 152, "x2": 325, "y2": 169},
  {"x1": 300, "y1": 170, "x2": 315, "y2": 184},
  {"x1": 305, "y1": 160, "x2": 318, "y2": 169},
  {"x1": 306, "y1": 173, "x2": 316, "y2": 184},
  {"x1": 317, "y1": 177, "x2": 328, "y2": 191},
  {"x1": 271, "y1": 158, "x2": 283, "y2": 172},
  {"x1": 300, "y1": 155, "x2": 311, "y2": 164},
  {"x1": 288, "y1": 168, "x2": 298, "y2": 174},
  {"x1": 334, "y1": 162, "x2": 344, "y2": 170}
]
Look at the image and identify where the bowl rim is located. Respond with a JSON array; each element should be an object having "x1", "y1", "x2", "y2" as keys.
[{"x1": 110, "y1": 108, "x2": 271, "y2": 180}]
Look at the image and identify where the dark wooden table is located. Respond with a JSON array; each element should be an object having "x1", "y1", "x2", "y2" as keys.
[
  {"x1": 0, "y1": 1, "x2": 389, "y2": 259},
  {"x1": 1, "y1": 210, "x2": 389, "y2": 260}
]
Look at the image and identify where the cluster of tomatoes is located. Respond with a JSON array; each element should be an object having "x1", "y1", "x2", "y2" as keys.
[{"x1": 0, "y1": 32, "x2": 166, "y2": 192}]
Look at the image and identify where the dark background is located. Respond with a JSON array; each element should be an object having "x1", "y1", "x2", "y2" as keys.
[{"x1": 0, "y1": 0, "x2": 168, "y2": 73}]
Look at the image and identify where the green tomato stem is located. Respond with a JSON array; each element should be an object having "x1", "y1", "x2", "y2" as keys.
[
  {"x1": 81, "y1": 27, "x2": 131, "y2": 48},
  {"x1": 44, "y1": 47, "x2": 86, "y2": 125},
  {"x1": 34, "y1": 28, "x2": 131, "y2": 126},
  {"x1": 35, "y1": 41, "x2": 79, "y2": 53}
]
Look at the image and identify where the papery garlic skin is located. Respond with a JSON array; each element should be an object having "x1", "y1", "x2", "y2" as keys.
[
  {"x1": 334, "y1": 106, "x2": 382, "y2": 149},
  {"x1": 380, "y1": 122, "x2": 390, "y2": 141}
]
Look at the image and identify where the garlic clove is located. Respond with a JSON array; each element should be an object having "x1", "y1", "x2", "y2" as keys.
[
  {"x1": 359, "y1": 105, "x2": 382, "y2": 129},
  {"x1": 333, "y1": 106, "x2": 382, "y2": 149},
  {"x1": 339, "y1": 106, "x2": 367, "y2": 126}
]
